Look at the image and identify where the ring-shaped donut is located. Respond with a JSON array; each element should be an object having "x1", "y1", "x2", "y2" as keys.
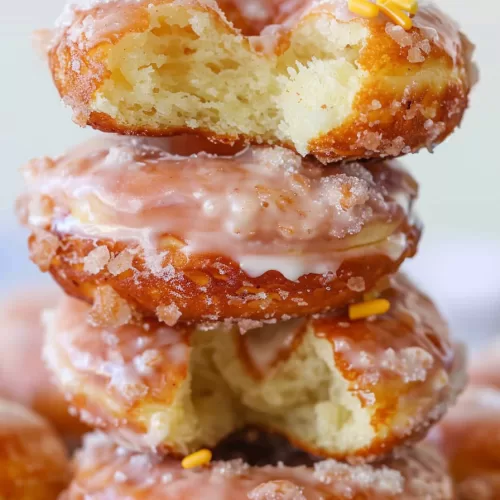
[
  {"x1": 19, "y1": 136, "x2": 420, "y2": 325},
  {"x1": 43, "y1": 274, "x2": 464, "y2": 460},
  {"x1": 48, "y1": 0, "x2": 475, "y2": 162}
]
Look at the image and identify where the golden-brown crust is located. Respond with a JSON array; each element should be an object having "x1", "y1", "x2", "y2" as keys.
[
  {"x1": 0, "y1": 287, "x2": 89, "y2": 439},
  {"x1": 0, "y1": 399, "x2": 71, "y2": 499},
  {"x1": 19, "y1": 137, "x2": 421, "y2": 324},
  {"x1": 48, "y1": 0, "x2": 474, "y2": 161},
  {"x1": 33, "y1": 220, "x2": 418, "y2": 323}
]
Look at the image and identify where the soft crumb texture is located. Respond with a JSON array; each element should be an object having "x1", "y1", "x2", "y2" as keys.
[
  {"x1": 0, "y1": 399, "x2": 71, "y2": 500},
  {"x1": 43, "y1": 275, "x2": 465, "y2": 459},
  {"x1": 430, "y1": 386, "x2": 500, "y2": 500},
  {"x1": 0, "y1": 287, "x2": 88, "y2": 438},
  {"x1": 61, "y1": 433, "x2": 453, "y2": 499},
  {"x1": 18, "y1": 136, "x2": 421, "y2": 323},
  {"x1": 49, "y1": 0, "x2": 474, "y2": 161}
]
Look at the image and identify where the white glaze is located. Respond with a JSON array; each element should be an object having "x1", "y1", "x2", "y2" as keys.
[{"x1": 21, "y1": 136, "x2": 416, "y2": 280}]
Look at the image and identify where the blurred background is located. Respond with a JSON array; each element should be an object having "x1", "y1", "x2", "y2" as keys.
[{"x1": 0, "y1": 0, "x2": 498, "y2": 346}]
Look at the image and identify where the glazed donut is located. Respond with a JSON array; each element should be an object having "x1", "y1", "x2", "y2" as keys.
[
  {"x1": 0, "y1": 398, "x2": 70, "y2": 499},
  {"x1": 430, "y1": 386, "x2": 500, "y2": 500},
  {"x1": 0, "y1": 287, "x2": 88, "y2": 439},
  {"x1": 43, "y1": 274, "x2": 465, "y2": 460},
  {"x1": 61, "y1": 431, "x2": 454, "y2": 499},
  {"x1": 47, "y1": 0, "x2": 475, "y2": 162},
  {"x1": 18, "y1": 135, "x2": 420, "y2": 325}
]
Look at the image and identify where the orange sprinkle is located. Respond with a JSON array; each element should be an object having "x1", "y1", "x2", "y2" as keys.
[
  {"x1": 181, "y1": 449, "x2": 212, "y2": 469},
  {"x1": 348, "y1": 0, "x2": 380, "y2": 18},
  {"x1": 348, "y1": 299, "x2": 391, "y2": 320},
  {"x1": 377, "y1": 0, "x2": 413, "y2": 29}
]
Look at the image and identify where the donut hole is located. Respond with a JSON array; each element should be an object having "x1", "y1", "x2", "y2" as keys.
[{"x1": 92, "y1": 4, "x2": 368, "y2": 155}]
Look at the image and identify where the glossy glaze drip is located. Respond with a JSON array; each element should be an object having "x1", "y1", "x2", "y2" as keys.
[
  {"x1": 46, "y1": 297, "x2": 189, "y2": 406},
  {"x1": 21, "y1": 136, "x2": 416, "y2": 279}
]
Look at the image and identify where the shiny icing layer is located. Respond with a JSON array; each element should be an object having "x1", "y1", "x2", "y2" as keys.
[
  {"x1": 44, "y1": 274, "x2": 463, "y2": 456},
  {"x1": 63, "y1": 432, "x2": 453, "y2": 499},
  {"x1": 241, "y1": 274, "x2": 456, "y2": 384},
  {"x1": 20, "y1": 136, "x2": 417, "y2": 280}
]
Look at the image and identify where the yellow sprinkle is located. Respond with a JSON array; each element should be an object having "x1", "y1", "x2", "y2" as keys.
[
  {"x1": 377, "y1": 1, "x2": 413, "y2": 29},
  {"x1": 181, "y1": 449, "x2": 212, "y2": 469},
  {"x1": 348, "y1": 0, "x2": 380, "y2": 18},
  {"x1": 391, "y1": 0, "x2": 418, "y2": 14},
  {"x1": 348, "y1": 299, "x2": 391, "y2": 321}
]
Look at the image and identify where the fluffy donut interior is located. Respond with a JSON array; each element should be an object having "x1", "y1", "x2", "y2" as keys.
[
  {"x1": 139, "y1": 327, "x2": 373, "y2": 454},
  {"x1": 212, "y1": 327, "x2": 374, "y2": 453},
  {"x1": 92, "y1": 4, "x2": 368, "y2": 154},
  {"x1": 45, "y1": 315, "x2": 374, "y2": 455}
]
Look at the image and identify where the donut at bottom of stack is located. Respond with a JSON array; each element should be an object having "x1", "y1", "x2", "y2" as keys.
[
  {"x1": 18, "y1": 135, "x2": 421, "y2": 325},
  {"x1": 60, "y1": 431, "x2": 454, "y2": 500},
  {"x1": 0, "y1": 286, "x2": 88, "y2": 440},
  {"x1": 43, "y1": 274, "x2": 465, "y2": 461},
  {"x1": 0, "y1": 398, "x2": 70, "y2": 499}
]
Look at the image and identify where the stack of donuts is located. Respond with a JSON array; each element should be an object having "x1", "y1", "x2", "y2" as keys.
[{"x1": 3, "y1": 0, "x2": 483, "y2": 497}]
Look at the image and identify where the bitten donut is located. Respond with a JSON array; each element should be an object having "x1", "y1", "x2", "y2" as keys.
[
  {"x1": 61, "y1": 432, "x2": 454, "y2": 499},
  {"x1": 430, "y1": 386, "x2": 500, "y2": 500},
  {"x1": 47, "y1": 0, "x2": 475, "y2": 162},
  {"x1": 18, "y1": 135, "x2": 420, "y2": 325},
  {"x1": 0, "y1": 287, "x2": 88, "y2": 439},
  {"x1": 0, "y1": 398, "x2": 70, "y2": 499},
  {"x1": 43, "y1": 274, "x2": 465, "y2": 460}
]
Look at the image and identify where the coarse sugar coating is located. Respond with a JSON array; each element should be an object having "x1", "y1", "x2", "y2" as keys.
[
  {"x1": 43, "y1": 274, "x2": 465, "y2": 460},
  {"x1": 60, "y1": 431, "x2": 454, "y2": 499},
  {"x1": 47, "y1": 0, "x2": 475, "y2": 162},
  {"x1": 18, "y1": 135, "x2": 421, "y2": 324}
]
